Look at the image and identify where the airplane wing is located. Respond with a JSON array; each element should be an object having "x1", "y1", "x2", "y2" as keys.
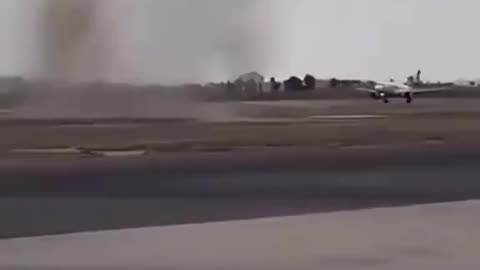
[
  {"x1": 354, "y1": 87, "x2": 376, "y2": 93},
  {"x1": 410, "y1": 87, "x2": 452, "y2": 94}
]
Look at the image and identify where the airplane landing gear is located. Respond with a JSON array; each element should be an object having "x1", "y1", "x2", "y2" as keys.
[
  {"x1": 378, "y1": 92, "x2": 388, "y2": 103},
  {"x1": 405, "y1": 93, "x2": 413, "y2": 104}
]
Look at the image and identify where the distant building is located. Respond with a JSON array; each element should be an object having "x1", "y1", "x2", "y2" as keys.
[
  {"x1": 236, "y1": 72, "x2": 265, "y2": 84},
  {"x1": 454, "y1": 79, "x2": 476, "y2": 87},
  {"x1": 235, "y1": 72, "x2": 265, "y2": 93}
]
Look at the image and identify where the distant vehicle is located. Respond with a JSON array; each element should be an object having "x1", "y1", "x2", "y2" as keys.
[{"x1": 354, "y1": 70, "x2": 455, "y2": 103}]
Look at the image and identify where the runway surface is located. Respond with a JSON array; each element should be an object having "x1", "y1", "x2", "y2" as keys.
[
  {"x1": 3, "y1": 201, "x2": 480, "y2": 270},
  {"x1": 2, "y1": 145, "x2": 480, "y2": 239},
  {"x1": 2, "y1": 96, "x2": 480, "y2": 268}
]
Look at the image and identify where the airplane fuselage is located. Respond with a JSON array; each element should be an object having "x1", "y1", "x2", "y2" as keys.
[
  {"x1": 374, "y1": 82, "x2": 411, "y2": 94},
  {"x1": 370, "y1": 82, "x2": 413, "y2": 103}
]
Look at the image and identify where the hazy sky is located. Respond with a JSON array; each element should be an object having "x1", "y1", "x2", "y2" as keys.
[
  {"x1": 0, "y1": 0, "x2": 479, "y2": 83},
  {"x1": 273, "y1": 0, "x2": 480, "y2": 82}
]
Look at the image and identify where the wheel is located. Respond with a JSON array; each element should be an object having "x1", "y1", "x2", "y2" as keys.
[
  {"x1": 383, "y1": 99, "x2": 389, "y2": 103},
  {"x1": 405, "y1": 93, "x2": 413, "y2": 103}
]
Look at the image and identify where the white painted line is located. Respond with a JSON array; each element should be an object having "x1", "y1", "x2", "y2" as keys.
[
  {"x1": 59, "y1": 123, "x2": 143, "y2": 128},
  {"x1": 9, "y1": 148, "x2": 146, "y2": 157},
  {"x1": 9, "y1": 147, "x2": 80, "y2": 154},
  {"x1": 425, "y1": 139, "x2": 445, "y2": 145},
  {"x1": 94, "y1": 150, "x2": 146, "y2": 157},
  {"x1": 310, "y1": 114, "x2": 387, "y2": 120},
  {"x1": 340, "y1": 144, "x2": 384, "y2": 150}
]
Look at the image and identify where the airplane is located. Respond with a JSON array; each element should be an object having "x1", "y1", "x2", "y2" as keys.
[{"x1": 354, "y1": 70, "x2": 454, "y2": 104}]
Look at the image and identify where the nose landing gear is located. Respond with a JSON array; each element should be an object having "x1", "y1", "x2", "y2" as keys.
[{"x1": 378, "y1": 92, "x2": 389, "y2": 103}]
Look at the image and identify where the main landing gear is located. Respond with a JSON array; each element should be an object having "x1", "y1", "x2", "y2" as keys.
[{"x1": 405, "y1": 93, "x2": 413, "y2": 104}]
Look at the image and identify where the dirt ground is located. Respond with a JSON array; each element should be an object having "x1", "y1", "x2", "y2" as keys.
[{"x1": 2, "y1": 98, "x2": 480, "y2": 158}]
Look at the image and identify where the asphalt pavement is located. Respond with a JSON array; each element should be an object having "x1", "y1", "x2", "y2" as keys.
[{"x1": 2, "y1": 145, "x2": 480, "y2": 239}]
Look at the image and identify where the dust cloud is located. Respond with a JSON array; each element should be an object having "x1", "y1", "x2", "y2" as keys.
[
  {"x1": 35, "y1": 0, "x2": 274, "y2": 84},
  {"x1": 15, "y1": 0, "x2": 276, "y2": 120}
]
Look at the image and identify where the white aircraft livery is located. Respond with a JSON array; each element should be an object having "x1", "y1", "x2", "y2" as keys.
[{"x1": 355, "y1": 70, "x2": 454, "y2": 103}]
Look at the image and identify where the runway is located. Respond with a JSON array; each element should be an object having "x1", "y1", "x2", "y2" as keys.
[
  {"x1": 2, "y1": 145, "x2": 480, "y2": 239},
  {"x1": 3, "y1": 201, "x2": 480, "y2": 270},
  {"x1": 3, "y1": 97, "x2": 480, "y2": 268}
]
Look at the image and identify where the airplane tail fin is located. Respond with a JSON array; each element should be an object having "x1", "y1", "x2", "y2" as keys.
[
  {"x1": 406, "y1": 70, "x2": 422, "y2": 86},
  {"x1": 416, "y1": 70, "x2": 422, "y2": 82}
]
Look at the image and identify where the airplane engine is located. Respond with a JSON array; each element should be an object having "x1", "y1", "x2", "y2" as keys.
[{"x1": 371, "y1": 91, "x2": 387, "y2": 100}]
